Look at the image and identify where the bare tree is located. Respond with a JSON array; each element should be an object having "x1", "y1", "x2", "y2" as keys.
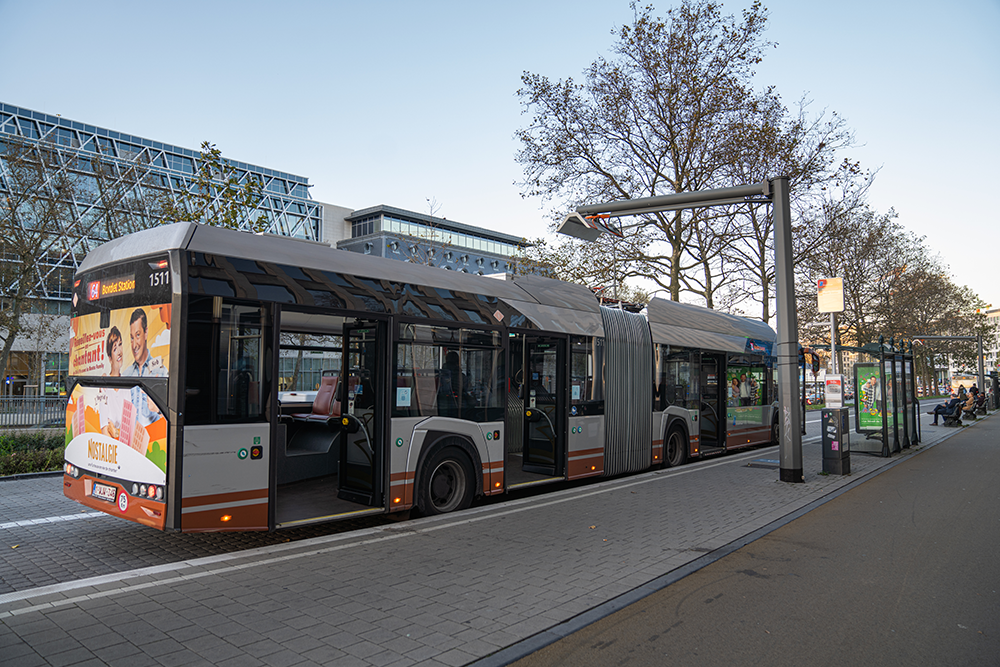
[
  {"x1": 88, "y1": 153, "x2": 172, "y2": 238},
  {"x1": 721, "y1": 96, "x2": 865, "y2": 322},
  {"x1": 162, "y1": 141, "x2": 267, "y2": 232},
  {"x1": 0, "y1": 136, "x2": 85, "y2": 381},
  {"x1": 516, "y1": 0, "x2": 776, "y2": 303},
  {"x1": 425, "y1": 197, "x2": 442, "y2": 217}
]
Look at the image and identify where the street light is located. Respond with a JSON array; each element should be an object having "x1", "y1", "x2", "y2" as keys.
[
  {"x1": 557, "y1": 178, "x2": 804, "y2": 483},
  {"x1": 556, "y1": 211, "x2": 622, "y2": 242}
]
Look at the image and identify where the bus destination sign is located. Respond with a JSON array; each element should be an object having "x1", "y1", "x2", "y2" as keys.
[{"x1": 87, "y1": 275, "x2": 136, "y2": 301}]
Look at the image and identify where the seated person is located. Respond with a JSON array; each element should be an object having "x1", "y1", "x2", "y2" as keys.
[
  {"x1": 928, "y1": 397, "x2": 962, "y2": 425},
  {"x1": 438, "y1": 351, "x2": 469, "y2": 418}
]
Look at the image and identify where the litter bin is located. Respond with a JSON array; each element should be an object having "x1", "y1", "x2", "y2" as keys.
[{"x1": 822, "y1": 408, "x2": 851, "y2": 475}]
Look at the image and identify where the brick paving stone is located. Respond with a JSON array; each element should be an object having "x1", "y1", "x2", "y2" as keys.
[
  {"x1": 434, "y1": 647, "x2": 478, "y2": 667},
  {"x1": 258, "y1": 648, "x2": 311, "y2": 667},
  {"x1": 45, "y1": 646, "x2": 100, "y2": 667},
  {"x1": 241, "y1": 637, "x2": 286, "y2": 658},
  {"x1": 278, "y1": 634, "x2": 327, "y2": 654},
  {"x1": 338, "y1": 638, "x2": 383, "y2": 659},
  {"x1": 4, "y1": 651, "x2": 47, "y2": 667},
  {"x1": 184, "y1": 634, "x2": 246, "y2": 661},
  {"x1": 138, "y1": 637, "x2": 189, "y2": 658},
  {"x1": 215, "y1": 655, "x2": 267, "y2": 667},
  {"x1": 91, "y1": 640, "x2": 145, "y2": 662},
  {"x1": 153, "y1": 648, "x2": 215, "y2": 667},
  {"x1": 1, "y1": 638, "x2": 38, "y2": 660},
  {"x1": 0, "y1": 419, "x2": 975, "y2": 666},
  {"x1": 19, "y1": 632, "x2": 82, "y2": 658},
  {"x1": 71, "y1": 629, "x2": 125, "y2": 651},
  {"x1": 300, "y1": 644, "x2": 348, "y2": 664}
]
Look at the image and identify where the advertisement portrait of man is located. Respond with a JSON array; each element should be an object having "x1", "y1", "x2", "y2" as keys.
[{"x1": 126, "y1": 308, "x2": 166, "y2": 377}]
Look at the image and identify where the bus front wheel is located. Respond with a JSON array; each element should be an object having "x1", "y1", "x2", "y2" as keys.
[
  {"x1": 417, "y1": 447, "x2": 474, "y2": 516},
  {"x1": 664, "y1": 428, "x2": 688, "y2": 468}
]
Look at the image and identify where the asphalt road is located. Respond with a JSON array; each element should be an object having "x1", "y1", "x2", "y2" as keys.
[{"x1": 512, "y1": 412, "x2": 999, "y2": 667}]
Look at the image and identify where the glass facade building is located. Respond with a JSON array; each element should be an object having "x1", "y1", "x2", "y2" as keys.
[
  {"x1": 1, "y1": 102, "x2": 322, "y2": 396},
  {"x1": 1, "y1": 103, "x2": 529, "y2": 397}
]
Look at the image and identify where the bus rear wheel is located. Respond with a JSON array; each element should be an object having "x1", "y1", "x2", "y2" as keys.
[
  {"x1": 417, "y1": 447, "x2": 474, "y2": 516},
  {"x1": 664, "y1": 428, "x2": 688, "y2": 468}
]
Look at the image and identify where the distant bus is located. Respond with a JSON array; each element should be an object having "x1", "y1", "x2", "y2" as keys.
[
  {"x1": 63, "y1": 222, "x2": 779, "y2": 532},
  {"x1": 951, "y1": 374, "x2": 977, "y2": 394}
]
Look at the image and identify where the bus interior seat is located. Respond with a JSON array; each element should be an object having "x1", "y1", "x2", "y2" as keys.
[
  {"x1": 280, "y1": 372, "x2": 342, "y2": 484},
  {"x1": 290, "y1": 374, "x2": 339, "y2": 423},
  {"x1": 414, "y1": 369, "x2": 437, "y2": 415}
]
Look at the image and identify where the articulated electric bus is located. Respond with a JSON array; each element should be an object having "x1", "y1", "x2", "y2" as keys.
[{"x1": 63, "y1": 222, "x2": 778, "y2": 532}]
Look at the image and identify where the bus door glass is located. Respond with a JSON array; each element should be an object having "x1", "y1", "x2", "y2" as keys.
[
  {"x1": 523, "y1": 336, "x2": 566, "y2": 476},
  {"x1": 338, "y1": 320, "x2": 385, "y2": 506},
  {"x1": 699, "y1": 353, "x2": 724, "y2": 449}
]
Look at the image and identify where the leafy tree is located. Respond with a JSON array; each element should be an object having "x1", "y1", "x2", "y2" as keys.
[
  {"x1": 163, "y1": 141, "x2": 267, "y2": 232},
  {"x1": 794, "y1": 202, "x2": 987, "y2": 391}
]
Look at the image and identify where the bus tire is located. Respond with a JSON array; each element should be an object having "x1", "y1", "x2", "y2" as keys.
[
  {"x1": 416, "y1": 447, "x2": 475, "y2": 516},
  {"x1": 664, "y1": 427, "x2": 688, "y2": 468},
  {"x1": 771, "y1": 418, "x2": 780, "y2": 446}
]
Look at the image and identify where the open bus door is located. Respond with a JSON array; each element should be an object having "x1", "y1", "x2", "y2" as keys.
[
  {"x1": 522, "y1": 335, "x2": 566, "y2": 477},
  {"x1": 700, "y1": 353, "x2": 725, "y2": 452},
  {"x1": 337, "y1": 320, "x2": 385, "y2": 506}
]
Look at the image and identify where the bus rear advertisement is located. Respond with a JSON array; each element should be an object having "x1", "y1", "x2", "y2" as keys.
[
  {"x1": 63, "y1": 256, "x2": 172, "y2": 529},
  {"x1": 61, "y1": 223, "x2": 780, "y2": 532}
]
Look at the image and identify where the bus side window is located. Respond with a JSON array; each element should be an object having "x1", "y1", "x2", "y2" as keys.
[
  {"x1": 217, "y1": 303, "x2": 264, "y2": 421},
  {"x1": 184, "y1": 297, "x2": 265, "y2": 424},
  {"x1": 185, "y1": 297, "x2": 214, "y2": 425}
]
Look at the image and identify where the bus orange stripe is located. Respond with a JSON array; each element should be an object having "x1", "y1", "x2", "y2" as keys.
[
  {"x1": 568, "y1": 447, "x2": 604, "y2": 458},
  {"x1": 181, "y1": 488, "x2": 268, "y2": 509}
]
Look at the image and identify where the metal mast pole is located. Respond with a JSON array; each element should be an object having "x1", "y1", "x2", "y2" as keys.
[{"x1": 772, "y1": 176, "x2": 802, "y2": 482}]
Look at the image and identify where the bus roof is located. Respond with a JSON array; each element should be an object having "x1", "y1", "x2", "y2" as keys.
[
  {"x1": 645, "y1": 298, "x2": 776, "y2": 353},
  {"x1": 78, "y1": 222, "x2": 774, "y2": 348}
]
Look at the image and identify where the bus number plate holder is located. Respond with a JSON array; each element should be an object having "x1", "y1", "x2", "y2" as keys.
[{"x1": 92, "y1": 482, "x2": 117, "y2": 503}]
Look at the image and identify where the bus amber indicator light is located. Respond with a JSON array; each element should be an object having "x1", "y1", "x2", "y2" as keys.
[{"x1": 221, "y1": 515, "x2": 232, "y2": 522}]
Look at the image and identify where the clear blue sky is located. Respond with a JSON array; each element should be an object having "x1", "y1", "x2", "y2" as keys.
[{"x1": 2, "y1": 0, "x2": 997, "y2": 309}]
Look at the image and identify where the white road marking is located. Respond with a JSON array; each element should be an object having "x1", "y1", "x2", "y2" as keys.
[{"x1": 0, "y1": 512, "x2": 107, "y2": 531}]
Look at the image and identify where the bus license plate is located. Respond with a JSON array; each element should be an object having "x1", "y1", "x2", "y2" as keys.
[{"x1": 92, "y1": 483, "x2": 117, "y2": 502}]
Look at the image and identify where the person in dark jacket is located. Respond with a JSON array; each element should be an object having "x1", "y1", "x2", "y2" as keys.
[{"x1": 928, "y1": 397, "x2": 962, "y2": 425}]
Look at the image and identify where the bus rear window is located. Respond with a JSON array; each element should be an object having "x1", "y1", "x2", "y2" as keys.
[{"x1": 184, "y1": 297, "x2": 265, "y2": 424}]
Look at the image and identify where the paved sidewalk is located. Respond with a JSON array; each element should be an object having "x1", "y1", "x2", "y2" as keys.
[{"x1": 1, "y1": 415, "x2": 987, "y2": 667}]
